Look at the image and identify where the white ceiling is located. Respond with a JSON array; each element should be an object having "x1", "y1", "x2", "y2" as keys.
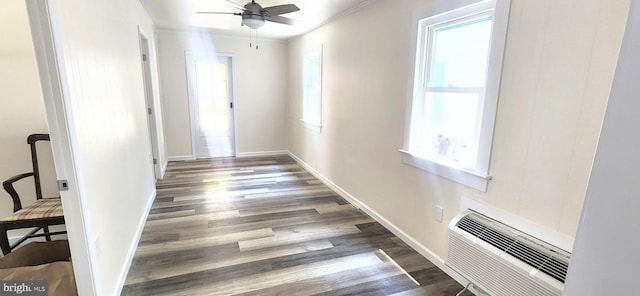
[{"x1": 139, "y1": 0, "x2": 375, "y2": 39}]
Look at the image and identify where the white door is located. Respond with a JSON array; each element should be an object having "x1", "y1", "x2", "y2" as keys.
[
  {"x1": 187, "y1": 53, "x2": 235, "y2": 158},
  {"x1": 139, "y1": 33, "x2": 160, "y2": 178}
]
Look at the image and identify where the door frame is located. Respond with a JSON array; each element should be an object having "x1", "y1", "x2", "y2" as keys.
[
  {"x1": 25, "y1": 0, "x2": 98, "y2": 294},
  {"x1": 185, "y1": 51, "x2": 238, "y2": 159},
  {"x1": 138, "y1": 28, "x2": 161, "y2": 178}
]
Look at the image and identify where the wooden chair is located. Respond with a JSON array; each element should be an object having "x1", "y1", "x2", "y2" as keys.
[{"x1": 0, "y1": 134, "x2": 66, "y2": 255}]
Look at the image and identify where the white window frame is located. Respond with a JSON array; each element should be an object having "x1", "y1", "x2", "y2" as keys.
[
  {"x1": 400, "y1": 0, "x2": 511, "y2": 192},
  {"x1": 301, "y1": 45, "x2": 323, "y2": 133}
]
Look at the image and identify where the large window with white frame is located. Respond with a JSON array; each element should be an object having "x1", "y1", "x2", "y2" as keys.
[
  {"x1": 301, "y1": 45, "x2": 323, "y2": 132},
  {"x1": 401, "y1": 0, "x2": 510, "y2": 191}
]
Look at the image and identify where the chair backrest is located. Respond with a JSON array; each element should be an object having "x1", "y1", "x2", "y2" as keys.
[{"x1": 27, "y1": 134, "x2": 50, "y2": 200}]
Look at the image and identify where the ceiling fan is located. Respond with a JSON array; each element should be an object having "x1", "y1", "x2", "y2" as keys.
[{"x1": 197, "y1": 0, "x2": 300, "y2": 29}]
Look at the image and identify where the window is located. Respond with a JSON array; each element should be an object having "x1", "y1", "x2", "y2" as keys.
[
  {"x1": 302, "y1": 46, "x2": 323, "y2": 132},
  {"x1": 401, "y1": 0, "x2": 510, "y2": 191}
]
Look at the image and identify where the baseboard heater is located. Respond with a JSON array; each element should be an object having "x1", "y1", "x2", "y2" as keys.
[{"x1": 446, "y1": 210, "x2": 571, "y2": 296}]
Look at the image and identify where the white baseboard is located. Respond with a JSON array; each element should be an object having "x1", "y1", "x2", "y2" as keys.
[
  {"x1": 161, "y1": 159, "x2": 168, "y2": 179},
  {"x1": 115, "y1": 188, "x2": 156, "y2": 295},
  {"x1": 167, "y1": 155, "x2": 195, "y2": 162},
  {"x1": 236, "y1": 150, "x2": 289, "y2": 158},
  {"x1": 287, "y1": 151, "x2": 470, "y2": 287},
  {"x1": 169, "y1": 151, "x2": 289, "y2": 161}
]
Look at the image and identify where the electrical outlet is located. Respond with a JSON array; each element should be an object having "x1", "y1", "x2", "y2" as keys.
[
  {"x1": 435, "y1": 206, "x2": 444, "y2": 223},
  {"x1": 95, "y1": 236, "x2": 101, "y2": 258}
]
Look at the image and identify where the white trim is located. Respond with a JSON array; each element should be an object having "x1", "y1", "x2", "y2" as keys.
[
  {"x1": 168, "y1": 155, "x2": 196, "y2": 162},
  {"x1": 25, "y1": 0, "x2": 98, "y2": 294},
  {"x1": 477, "y1": 0, "x2": 511, "y2": 173},
  {"x1": 161, "y1": 159, "x2": 168, "y2": 178},
  {"x1": 399, "y1": 149, "x2": 491, "y2": 191},
  {"x1": 287, "y1": 151, "x2": 470, "y2": 288},
  {"x1": 302, "y1": 45, "x2": 323, "y2": 129},
  {"x1": 186, "y1": 51, "x2": 200, "y2": 159},
  {"x1": 186, "y1": 51, "x2": 196, "y2": 159},
  {"x1": 138, "y1": 28, "x2": 162, "y2": 180},
  {"x1": 403, "y1": 0, "x2": 511, "y2": 192},
  {"x1": 287, "y1": 152, "x2": 362, "y2": 208},
  {"x1": 186, "y1": 51, "x2": 237, "y2": 159},
  {"x1": 300, "y1": 120, "x2": 322, "y2": 133},
  {"x1": 236, "y1": 150, "x2": 289, "y2": 158},
  {"x1": 229, "y1": 54, "x2": 240, "y2": 160},
  {"x1": 115, "y1": 189, "x2": 156, "y2": 295}
]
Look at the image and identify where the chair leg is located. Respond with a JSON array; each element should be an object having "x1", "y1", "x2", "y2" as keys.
[
  {"x1": 0, "y1": 226, "x2": 11, "y2": 255},
  {"x1": 43, "y1": 226, "x2": 52, "y2": 241}
]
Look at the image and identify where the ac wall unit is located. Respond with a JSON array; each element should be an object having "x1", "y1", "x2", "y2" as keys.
[{"x1": 446, "y1": 210, "x2": 571, "y2": 296}]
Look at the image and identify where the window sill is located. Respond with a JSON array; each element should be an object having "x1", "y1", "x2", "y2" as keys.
[
  {"x1": 300, "y1": 120, "x2": 322, "y2": 133},
  {"x1": 399, "y1": 149, "x2": 491, "y2": 192}
]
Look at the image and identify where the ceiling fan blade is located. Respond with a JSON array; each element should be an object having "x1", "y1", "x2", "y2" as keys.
[
  {"x1": 225, "y1": 0, "x2": 246, "y2": 10},
  {"x1": 266, "y1": 15, "x2": 297, "y2": 26},
  {"x1": 263, "y1": 4, "x2": 300, "y2": 16},
  {"x1": 196, "y1": 11, "x2": 242, "y2": 15}
]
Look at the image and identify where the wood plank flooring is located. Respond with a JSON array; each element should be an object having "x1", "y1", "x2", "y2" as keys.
[{"x1": 121, "y1": 155, "x2": 474, "y2": 296}]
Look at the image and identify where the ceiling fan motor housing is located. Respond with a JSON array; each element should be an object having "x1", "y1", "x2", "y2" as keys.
[
  {"x1": 198, "y1": 0, "x2": 299, "y2": 28},
  {"x1": 242, "y1": 1, "x2": 266, "y2": 28}
]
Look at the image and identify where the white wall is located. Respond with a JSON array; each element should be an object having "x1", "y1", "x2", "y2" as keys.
[
  {"x1": 287, "y1": 0, "x2": 630, "y2": 260},
  {"x1": 158, "y1": 30, "x2": 288, "y2": 158},
  {"x1": 47, "y1": 0, "x2": 162, "y2": 294},
  {"x1": 0, "y1": 0, "x2": 59, "y2": 238},
  {"x1": 564, "y1": 0, "x2": 640, "y2": 293}
]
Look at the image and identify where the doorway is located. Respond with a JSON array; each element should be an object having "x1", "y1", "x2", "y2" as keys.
[
  {"x1": 186, "y1": 52, "x2": 236, "y2": 159},
  {"x1": 25, "y1": 0, "x2": 96, "y2": 293},
  {"x1": 138, "y1": 31, "x2": 161, "y2": 178}
]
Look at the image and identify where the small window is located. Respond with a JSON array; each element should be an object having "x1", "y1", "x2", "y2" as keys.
[
  {"x1": 401, "y1": 0, "x2": 510, "y2": 191},
  {"x1": 301, "y1": 45, "x2": 323, "y2": 132}
]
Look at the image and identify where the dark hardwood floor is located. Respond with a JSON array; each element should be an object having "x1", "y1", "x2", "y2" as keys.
[{"x1": 121, "y1": 155, "x2": 473, "y2": 296}]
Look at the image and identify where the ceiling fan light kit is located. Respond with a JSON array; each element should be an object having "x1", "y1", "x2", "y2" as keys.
[{"x1": 242, "y1": 14, "x2": 265, "y2": 29}]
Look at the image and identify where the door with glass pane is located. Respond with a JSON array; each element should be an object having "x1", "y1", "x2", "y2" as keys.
[{"x1": 187, "y1": 53, "x2": 235, "y2": 158}]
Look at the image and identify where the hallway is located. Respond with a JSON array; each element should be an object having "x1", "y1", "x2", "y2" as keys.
[{"x1": 122, "y1": 156, "x2": 470, "y2": 295}]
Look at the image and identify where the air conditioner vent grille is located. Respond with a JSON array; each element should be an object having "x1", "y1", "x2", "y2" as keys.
[
  {"x1": 541, "y1": 258, "x2": 569, "y2": 283},
  {"x1": 457, "y1": 216, "x2": 486, "y2": 236},
  {"x1": 479, "y1": 227, "x2": 513, "y2": 251},
  {"x1": 457, "y1": 215, "x2": 569, "y2": 283}
]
